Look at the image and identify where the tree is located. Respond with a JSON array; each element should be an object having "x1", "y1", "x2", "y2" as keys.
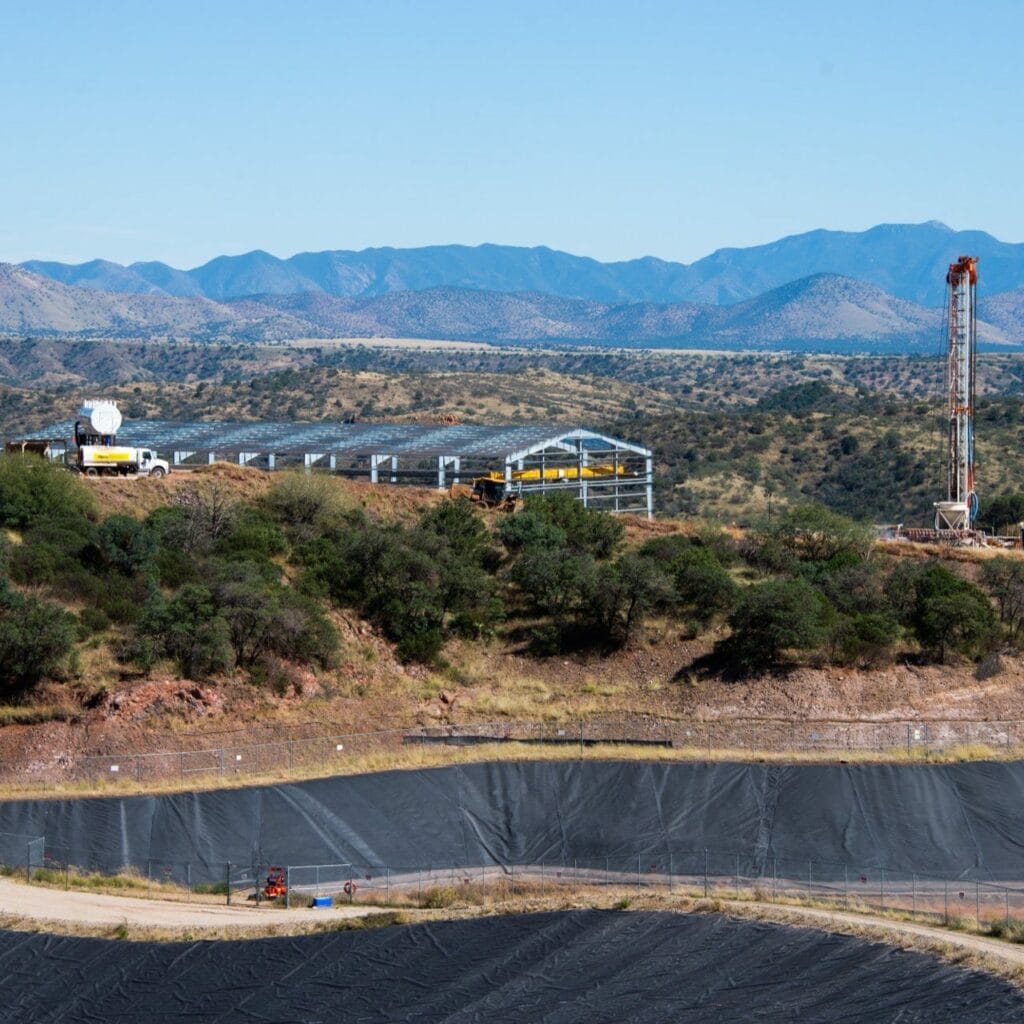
[
  {"x1": 718, "y1": 577, "x2": 834, "y2": 672},
  {"x1": 588, "y1": 555, "x2": 673, "y2": 646},
  {"x1": 97, "y1": 514, "x2": 152, "y2": 575},
  {"x1": 263, "y1": 472, "x2": 346, "y2": 529},
  {"x1": 748, "y1": 504, "x2": 874, "y2": 565},
  {"x1": 0, "y1": 586, "x2": 77, "y2": 691},
  {"x1": 0, "y1": 454, "x2": 96, "y2": 530},
  {"x1": 916, "y1": 591, "x2": 997, "y2": 663},
  {"x1": 981, "y1": 557, "x2": 1024, "y2": 642},
  {"x1": 886, "y1": 560, "x2": 998, "y2": 662},
  {"x1": 497, "y1": 510, "x2": 567, "y2": 554},
  {"x1": 671, "y1": 547, "x2": 738, "y2": 623},
  {"x1": 139, "y1": 586, "x2": 233, "y2": 680},
  {"x1": 516, "y1": 493, "x2": 624, "y2": 559},
  {"x1": 512, "y1": 547, "x2": 597, "y2": 627}
]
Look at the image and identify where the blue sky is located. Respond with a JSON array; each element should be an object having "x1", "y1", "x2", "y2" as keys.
[{"x1": 2, "y1": 0, "x2": 1022, "y2": 267}]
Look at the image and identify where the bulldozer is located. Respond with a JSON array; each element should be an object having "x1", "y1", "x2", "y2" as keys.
[{"x1": 451, "y1": 464, "x2": 624, "y2": 511}]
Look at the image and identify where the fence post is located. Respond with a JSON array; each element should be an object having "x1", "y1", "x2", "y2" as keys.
[
  {"x1": 1007, "y1": 886, "x2": 1011, "y2": 929},
  {"x1": 285, "y1": 866, "x2": 291, "y2": 908},
  {"x1": 226, "y1": 862, "x2": 232, "y2": 905},
  {"x1": 25, "y1": 842, "x2": 31, "y2": 884},
  {"x1": 315, "y1": 864, "x2": 320, "y2": 898},
  {"x1": 704, "y1": 849, "x2": 709, "y2": 898},
  {"x1": 880, "y1": 867, "x2": 884, "y2": 913},
  {"x1": 510, "y1": 862, "x2": 514, "y2": 897},
  {"x1": 65, "y1": 855, "x2": 70, "y2": 892},
  {"x1": 735, "y1": 854, "x2": 740, "y2": 899},
  {"x1": 773, "y1": 857, "x2": 777, "y2": 903},
  {"x1": 580, "y1": 722, "x2": 584, "y2": 760},
  {"x1": 187, "y1": 862, "x2": 192, "y2": 903},
  {"x1": 976, "y1": 879, "x2": 981, "y2": 930},
  {"x1": 944, "y1": 877, "x2": 948, "y2": 924},
  {"x1": 807, "y1": 860, "x2": 812, "y2": 902},
  {"x1": 912, "y1": 873, "x2": 917, "y2": 917},
  {"x1": 386, "y1": 866, "x2": 390, "y2": 903},
  {"x1": 844, "y1": 864, "x2": 848, "y2": 908},
  {"x1": 637, "y1": 854, "x2": 641, "y2": 894},
  {"x1": 147, "y1": 859, "x2": 152, "y2": 895},
  {"x1": 668, "y1": 853, "x2": 673, "y2": 894}
]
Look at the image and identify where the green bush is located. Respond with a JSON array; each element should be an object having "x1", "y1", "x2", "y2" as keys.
[
  {"x1": 671, "y1": 547, "x2": 738, "y2": 622},
  {"x1": 516, "y1": 492, "x2": 624, "y2": 559},
  {"x1": 97, "y1": 514, "x2": 152, "y2": 575},
  {"x1": 718, "y1": 577, "x2": 834, "y2": 673},
  {"x1": 263, "y1": 473, "x2": 345, "y2": 528},
  {"x1": 0, "y1": 454, "x2": 96, "y2": 529},
  {"x1": 0, "y1": 586, "x2": 77, "y2": 691}
]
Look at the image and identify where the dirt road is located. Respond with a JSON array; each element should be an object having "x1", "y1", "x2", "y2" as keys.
[
  {"x1": 3, "y1": 876, "x2": 1024, "y2": 980},
  {"x1": 0, "y1": 878, "x2": 379, "y2": 931}
]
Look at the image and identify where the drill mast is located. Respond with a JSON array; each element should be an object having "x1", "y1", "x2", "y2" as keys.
[{"x1": 934, "y1": 255, "x2": 979, "y2": 531}]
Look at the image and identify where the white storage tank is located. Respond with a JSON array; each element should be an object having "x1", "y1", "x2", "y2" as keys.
[{"x1": 78, "y1": 399, "x2": 123, "y2": 437}]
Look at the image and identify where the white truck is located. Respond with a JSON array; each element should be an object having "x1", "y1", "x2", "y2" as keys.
[{"x1": 72, "y1": 400, "x2": 170, "y2": 478}]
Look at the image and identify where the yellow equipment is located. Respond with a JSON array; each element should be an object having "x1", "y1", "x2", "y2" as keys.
[{"x1": 469, "y1": 464, "x2": 622, "y2": 509}]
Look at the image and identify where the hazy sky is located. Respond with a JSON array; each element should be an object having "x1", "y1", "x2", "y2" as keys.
[{"x1": 2, "y1": 0, "x2": 1022, "y2": 267}]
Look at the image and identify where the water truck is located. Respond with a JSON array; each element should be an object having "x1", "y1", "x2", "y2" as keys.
[{"x1": 73, "y1": 400, "x2": 169, "y2": 478}]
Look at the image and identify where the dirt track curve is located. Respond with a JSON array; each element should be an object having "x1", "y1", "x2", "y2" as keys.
[
  {"x1": 0, "y1": 877, "x2": 380, "y2": 930},
  {"x1": 3, "y1": 875, "x2": 1024, "y2": 979}
]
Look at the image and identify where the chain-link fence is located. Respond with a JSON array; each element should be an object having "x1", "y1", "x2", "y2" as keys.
[
  {"x1": 80, "y1": 717, "x2": 1024, "y2": 781},
  {"x1": 6, "y1": 835, "x2": 1021, "y2": 934},
  {"x1": 5, "y1": 716, "x2": 1024, "y2": 791}
]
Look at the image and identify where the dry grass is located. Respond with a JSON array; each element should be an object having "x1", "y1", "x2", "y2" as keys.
[
  {"x1": 4, "y1": 877, "x2": 1024, "y2": 989},
  {"x1": 4, "y1": 740, "x2": 1023, "y2": 802}
]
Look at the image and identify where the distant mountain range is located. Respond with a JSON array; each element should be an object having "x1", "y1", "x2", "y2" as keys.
[
  {"x1": 17, "y1": 222, "x2": 1024, "y2": 307},
  {"x1": 2, "y1": 261, "x2": 1021, "y2": 353}
]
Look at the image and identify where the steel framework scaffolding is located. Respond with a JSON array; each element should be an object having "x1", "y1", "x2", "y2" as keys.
[{"x1": 22, "y1": 420, "x2": 654, "y2": 517}]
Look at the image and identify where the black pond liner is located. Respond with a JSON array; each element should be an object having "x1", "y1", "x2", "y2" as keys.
[
  {"x1": 3, "y1": 760, "x2": 1024, "y2": 884},
  {"x1": 2, "y1": 911, "x2": 1022, "y2": 1023}
]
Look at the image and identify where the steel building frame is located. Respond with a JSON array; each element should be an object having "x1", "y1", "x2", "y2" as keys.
[{"x1": 21, "y1": 420, "x2": 655, "y2": 517}]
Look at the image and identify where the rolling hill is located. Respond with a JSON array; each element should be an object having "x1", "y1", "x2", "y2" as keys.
[
  {"x1": 18, "y1": 222, "x2": 1024, "y2": 306},
  {"x1": 1, "y1": 262, "x2": 1020, "y2": 351}
]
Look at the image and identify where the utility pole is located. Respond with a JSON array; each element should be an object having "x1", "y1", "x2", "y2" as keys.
[{"x1": 934, "y1": 256, "x2": 979, "y2": 531}]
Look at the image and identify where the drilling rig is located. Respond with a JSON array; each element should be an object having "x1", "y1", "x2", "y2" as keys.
[{"x1": 933, "y1": 255, "x2": 979, "y2": 532}]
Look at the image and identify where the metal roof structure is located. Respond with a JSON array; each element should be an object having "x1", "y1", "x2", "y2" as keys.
[
  {"x1": 22, "y1": 419, "x2": 654, "y2": 517},
  {"x1": 30, "y1": 420, "x2": 646, "y2": 459}
]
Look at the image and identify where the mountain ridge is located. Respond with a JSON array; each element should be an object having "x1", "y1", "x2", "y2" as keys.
[
  {"x1": 2, "y1": 262, "x2": 1020, "y2": 353},
  {"x1": 17, "y1": 222, "x2": 1024, "y2": 307}
]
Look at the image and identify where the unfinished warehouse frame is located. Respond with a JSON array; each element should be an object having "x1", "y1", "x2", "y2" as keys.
[{"x1": 20, "y1": 420, "x2": 655, "y2": 517}]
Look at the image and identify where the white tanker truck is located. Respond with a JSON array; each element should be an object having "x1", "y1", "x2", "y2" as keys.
[{"x1": 73, "y1": 400, "x2": 170, "y2": 478}]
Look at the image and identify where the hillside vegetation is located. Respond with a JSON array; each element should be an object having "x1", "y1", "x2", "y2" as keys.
[{"x1": 0, "y1": 457, "x2": 1018, "y2": 728}]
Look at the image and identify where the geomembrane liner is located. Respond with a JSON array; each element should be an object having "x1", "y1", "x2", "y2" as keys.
[
  {"x1": 2, "y1": 760, "x2": 1024, "y2": 883},
  {"x1": 1, "y1": 911, "x2": 1021, "y2": 1023}
]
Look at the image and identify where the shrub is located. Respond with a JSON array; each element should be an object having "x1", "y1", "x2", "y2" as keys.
[
  {"x1": 718, "y1": 577, "x2": 834, "y2": 672},
  {"x1": 517, "y1": 492, "x2": 624, "y2": 559},
  {"x1": 97, "y1": 514, "x2": 152, "y2": 575},
  {"x1": 747, "y1": 504, "x2": 874, "y2": 567},
  {"x1": 215, "y1": 507, "x2": 287, "y2": 561},
  {"x1": 588, "y1": 555, "x2": 674, "y2": 645},
  {"x1": 498, "y1": 511, "x2": 568, "y2": 553},
  {"x1": 263, "y1": 473, "x2": 345, "y2": 528},
  {"x1": 0, "y1": 454, "x2": 96, "y2": 529},
  {"x1": 139, "y1": 586, "x2": 234, "y2": 680},
  {"x1": 671, "y1": 547, "x2": 738, "y2": 622},
  {"x1": 887, "y1": 561, "x2": 998, "y2": 662},
  {"x1": 0, "y1": 587, "x2": 77, "y2": 691}
]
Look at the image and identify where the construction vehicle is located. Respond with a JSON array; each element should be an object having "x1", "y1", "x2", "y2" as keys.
[
  {"x1": 71, "y1": 400, "x2": 170, "y2": 478},
  {"x1": 468, "y1": 464, "x2": 623, "y2": 510},
  {"x1": 263, "y1": 867, "x2": 288, "y2": 900}
]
